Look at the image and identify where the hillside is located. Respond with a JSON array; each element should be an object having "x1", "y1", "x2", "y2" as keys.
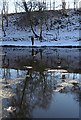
[{"x1": 0, "y1": 9, "x2": 81, "y2": 47}]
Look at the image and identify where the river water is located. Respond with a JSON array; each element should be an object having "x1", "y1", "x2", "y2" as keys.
[{"x1": 0, "y1": 47, "x2": 81, "y2": 119}]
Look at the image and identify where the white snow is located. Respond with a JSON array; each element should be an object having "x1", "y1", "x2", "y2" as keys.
[
  {"x1": 0, "y1": 10, "x2": 81, "y2": 47},
  {"x1": 0, "y1": 39, "x2": 79, "y2": 47}
]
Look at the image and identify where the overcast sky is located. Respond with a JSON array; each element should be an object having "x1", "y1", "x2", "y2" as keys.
[{"x1": 0, "y1": 0, "x2": 80, "y2": 13}]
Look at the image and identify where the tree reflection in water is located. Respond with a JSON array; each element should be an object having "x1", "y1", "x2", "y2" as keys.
[
  {"x1": 2, "y1": 67, "x2": 81, "y2": 118},
  {"x1": 4, "y1": 69, "x2": 54, "y2": 118},
  {"x1": 1, "y1": 47, "x2": 81, "y2": 118}
]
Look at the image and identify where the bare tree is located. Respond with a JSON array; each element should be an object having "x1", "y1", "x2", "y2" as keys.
[
  {"x1": 74, "y1": 0, "x2": 78, "y2": 10},
  {"x1": 74, "y1": 0, "x2": 76, "y2": 10},
  {"x1": 6, "y1": 2, "x2": 8, "y2": 27},
  {"x1": 1, "y1": 0, "x2": 8, "y2": 36},
  {"x1": 61, "y1": 0, "x2": 66, "y2": 14},
  {"x1": 61, "y1": 0, "x2": 66, "y2": 10},
  {"x1": 21, "y1": 0, "x2": 46, "y2": 40},
  {"x1": 53, "y1": 0, "x2": 55, "y2": 10},
  {"x1": 22, "y1": 0, "x2": 28, "y2": 12},
  {"x1": 50, "y1": 0, "x2": 51, "y2": 10},
  {"x1": 3, "y1": 0, "x2": 8, "y2": 27},
  {"x1": 21, "y1": 0, "x2": 39, "y2": 38},
  {"x1": 1, "y1": 9, "x2": 4, "y2": 31},
  {"x1": 14, "y1": 0, "x2": 18, "y2": 13},
  {"x1": 37, "y1": 1, "x2": 46, "y2": 40}
]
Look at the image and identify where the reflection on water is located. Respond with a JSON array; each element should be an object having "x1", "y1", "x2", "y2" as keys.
[{"x1": 0, "y1": 47, "x2": 81, "y2": 118}]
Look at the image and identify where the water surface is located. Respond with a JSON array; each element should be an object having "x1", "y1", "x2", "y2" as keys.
[{"x1": 1, "y1": 47, "x2": 81, "y2": 118}]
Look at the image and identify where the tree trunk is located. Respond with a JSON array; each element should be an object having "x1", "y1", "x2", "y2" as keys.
[
  {"x1": 30, "y1": 24, "x2": 39, "y2": 38},
  {"x1": 6, "y1": 3, "x2": 8, "y2": 27},
  {"x1": 28, "y1": 12, "x2": 39, "y2": 38},
  {"x1": 2, "y1": 10, "x2": 4, "y2": 31},
  {"x1": 39, "y1": 11, "x2": 43, "y2": 41},
  {"x1": 22, "y1": 1, "x2": 28, "y2": 12},
  {"x1": 6, "y1": 15, "x2": 8, "y2": 27},
  {"x1": 39, "y1": 18, "x2": 43, "y2": 41},
  {"x1": 22, "y1": 1, "x2": 44, "y2": 40}
]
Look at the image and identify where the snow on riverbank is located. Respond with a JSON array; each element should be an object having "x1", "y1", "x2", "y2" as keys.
[
  {"x1": 0, "y1": 39, "x2": 79, "y2": 47},
  {"x1": 0, "y1": 10, "x2": 81, "y2": 47}
]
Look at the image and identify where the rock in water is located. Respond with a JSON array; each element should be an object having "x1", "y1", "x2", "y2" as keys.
[
  {"x1": 68, "y1": 80, "x2": 79, "y2": 85},
  {"x1": 6, "y1": 106, "x2": 16, "y2": 113}
]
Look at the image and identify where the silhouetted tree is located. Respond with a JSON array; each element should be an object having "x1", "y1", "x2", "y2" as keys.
[{"x1": 21, "y1": 0, "x2": 46, "y2": 40}]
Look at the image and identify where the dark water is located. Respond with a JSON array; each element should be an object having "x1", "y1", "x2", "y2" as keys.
[{"x1": 0, "y1": 47, "x2": 81, "y2": 118}]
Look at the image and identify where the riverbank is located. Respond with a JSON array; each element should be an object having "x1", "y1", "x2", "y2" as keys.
[
  {"x1": 0, "y1": 39, "x2": 80, "y2": 47},
  {"x1": 0, "y1": 9, "x2": 81, "y2": 47}
]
